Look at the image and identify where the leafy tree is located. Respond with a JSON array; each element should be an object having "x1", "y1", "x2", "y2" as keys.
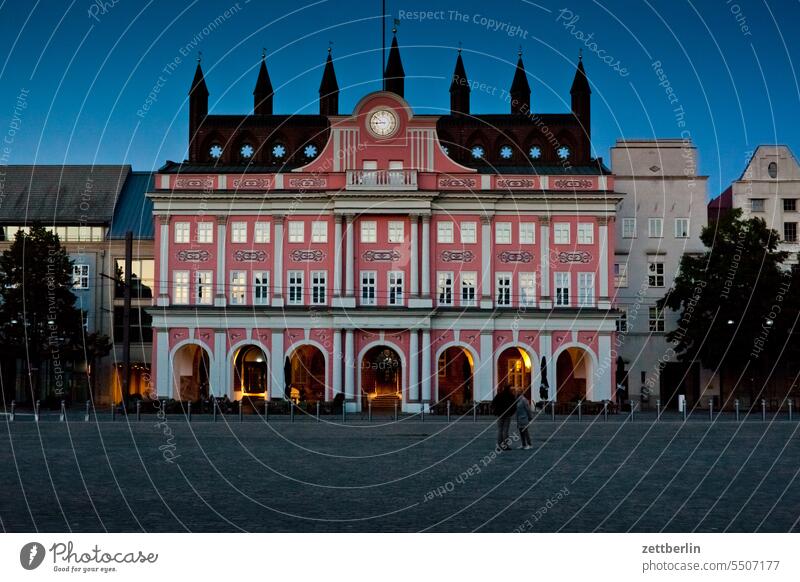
[
  {"x1": 659, "y1": 209, "x2": 800, "y2": 385},
  {"x1": 0, "y1": 225, "x2": 110, "y2": 402}
]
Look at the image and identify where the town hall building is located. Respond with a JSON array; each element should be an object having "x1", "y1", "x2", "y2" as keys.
[{"x1": 147, "y1": 34, "x2": 620, "y2": 412}]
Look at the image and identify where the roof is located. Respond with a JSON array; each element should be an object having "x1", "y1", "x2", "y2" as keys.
[
  {"x1": 0, "y1": 165, "x2": 130, "y2": 224},
  {"x1": 477, "y1": 163, "x2": 611, "y2": 175},
  {"x1": 109, "y1": 172, "x2": 154, "y2": 239}
]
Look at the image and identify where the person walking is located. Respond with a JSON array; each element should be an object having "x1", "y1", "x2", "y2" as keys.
[
  {"x1": 492, "y1": 383, "x2": 515, "y2": 450},
  {"x1": 515, "y1": 387, "x2": 534, "y2": 449}
]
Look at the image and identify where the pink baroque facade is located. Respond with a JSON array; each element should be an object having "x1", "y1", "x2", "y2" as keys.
[{"x1": 148, "y1": 46, "x2": 619, "y2": 411}]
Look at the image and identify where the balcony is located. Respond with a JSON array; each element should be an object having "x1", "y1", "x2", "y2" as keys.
[{"x1": 346, "y1": 169, "x2": 418, "y2": 191}]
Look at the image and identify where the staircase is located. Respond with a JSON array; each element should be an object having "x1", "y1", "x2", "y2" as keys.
[{"x1": 368, "y1": 394, "x2": 401, "y2": 412}]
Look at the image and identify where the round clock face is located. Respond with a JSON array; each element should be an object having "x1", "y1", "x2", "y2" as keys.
[{"x1": 369, "y1": 109, "x2": 398, "y2": 137}]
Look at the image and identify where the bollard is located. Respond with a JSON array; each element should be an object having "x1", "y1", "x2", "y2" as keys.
[
  {"x1": 656, "y1": 399, "x2": 661, "y2": 421},
  {"x1": 682, "y1": 401, "x2": 687, "y2": 422},
  {"x1": 161, "y1": 400, "x2": 166, "y2": 420},
  {"x1": 35, "y1": 400, "x2": 40, "y2": 423},
  {"x1": 316, "y1": 401, "x2": 320, "y2": 423},
  {"x1": 447, "y1": 400, "x2": 451, "y2": 423},
  {"x1": 10, "y1": 400, "x2": 15, "y2": 422},
  {"x1": 368, "y1": 400, "x2": 372, "y2": 423},
  {"x1": 290, "y1": 401, "x2": 295, "y2": 423},
  {"x1": 603, "y1": 400, "x2": 608, "y2": 422},
  {"x1": 187, "y1": 401, "x2": 192, "y2": 422},
  {"x1": 213, "y1": 399, "x2": 217, "y2": 423},
  {"x1": 421, "y1": 402, "x2": 425, "y2": 422},
  {"x1": 762, "y1": 398, "x2": 766, "y2": 422},
  {"x1": 735, "y1": 399, "x2": 740, "y2": 422},
  {"x1": 239, "y1": 400, "x2": 243, "y2": 423},
  {"x1": 473, "y1": 401, "x2": 477, "y2": 423},
  {"x1": 789, "y1": 400, "x2": 794, "y2": 422},
  {"x1": 111, "y1": 401, "x2": 116, "y2": 422},
  {"x1": 136, "y1": 400, "x2": 141, "y2": 422},
  {"x1": 342, "y1": 402, "x2": 346, "y2": 423},
  {"x1": 577, "y1": 400, "x2": 582, "y2": 422},
  {"x1": 551, "y1": 401, "x2": 555, "y2": 422},
  {"x1": 85, "y1": 400, "x2": 90, "y2": 422},
  {"x1": 265, "y1": 400, "x2": 269, "y2": 422},
  {"x1": 709, "y1": 398, "x2": 713, "y2": 422},
  {"x1": 630, "y1": 401, "x2": 636, "y2": 423},
  {"x1": 59, "y1": 400, "x2": 66, "y2": 422}
]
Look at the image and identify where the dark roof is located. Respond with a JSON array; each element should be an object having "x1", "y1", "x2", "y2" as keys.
[
  {"x1": 0, "y1": 165, "x2": 130, "y2": 224},
  {"x1": 109, "y1": 172, "x2": 154, "y2": 239},
  {"x1": 157, "y1": 161, "x2": 305, "y2": 174},
  {"x1": 477, "y1": 163, "x2": 611, "y2": 175}
]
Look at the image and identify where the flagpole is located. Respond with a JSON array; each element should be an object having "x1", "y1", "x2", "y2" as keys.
[{"x1": 382, "y1": 0, "x2": 386, "y2": 90}]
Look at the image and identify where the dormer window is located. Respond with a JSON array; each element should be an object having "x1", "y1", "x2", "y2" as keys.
[{"x1": 768, "y1": 162, "x2": 778, "y2": 179}]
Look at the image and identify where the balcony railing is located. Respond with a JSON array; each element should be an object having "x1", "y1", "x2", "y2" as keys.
[{"x1": 346, "y1": 169, "x2": 418, "y2": 191}]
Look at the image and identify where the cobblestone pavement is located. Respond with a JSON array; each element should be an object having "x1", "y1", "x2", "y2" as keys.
[{"x1": 1, "y1": 414, "x2": 799, "y2": 532}]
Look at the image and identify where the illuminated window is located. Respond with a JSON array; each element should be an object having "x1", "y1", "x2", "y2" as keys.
[
  {"x1": 519, "y1": 222, "x2": 535, "y2": 245},
  {"x1": 72, "y1": 264, "x2": 89, "y2": 289},
  {"x1": 360, "y1": 221, "x2": 377, "y2": 243},
  {"x1": 173, "y1": 271, "x2": 189, "y2": 304},
  {"x1": 196, "y1": 222, "x2": 213, "y2": 244},
  {"x1": 288, "y1": 221, "x2": 304, "y2": 243},
  {"x1": 520, "y1": 272, "x2": 536, "y2": 306},
  {"x1": 495, "y1": 222, "x2": 512, "y2": 244},
  {"x1": 460, "y1": 222, "x2": 477, "y2": 244},
  {"x1": 230, "y1": 271, "x2": 247, "y2": 305},
  {"x1": 254, "y1": 222, "x2": 271, "y2": 243},
  {"x1": 174, "y1": 222, "x2": 190, "y2": 243},
  {"x1": 437, "y1": 221, "x2": 454, "y2": 244},
  {"x1": 311, "y1": 221, "x2": 328, "y2": 243},
  {"x1": 231, "y1": 222, "x2": 247, "y2": 243},
  {"x1": 577, "y1": 272, "x2": 595, "y2": 307}
]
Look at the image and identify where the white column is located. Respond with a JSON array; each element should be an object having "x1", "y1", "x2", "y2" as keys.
[
  {"x1": 345, "y1": 215, "x2": 355, "y2": 297},
  {"x1": 215, "y1": 216, "x2": 227, "y2": 307},
  {"x1": 157, "y1": 218, "x2": 170, "y2": 306},
  {"x1": 596, "y1": 334, "x2": 613, "y2": 401},
  {"x1": 540, "y1": 218, "x2": 551, "y2": 308},
  {"x1": 155, "y1": 330, "x2": 170, "y2": 398},
  {"x1": 270, "y1": 329, "x2": 285, "y2": 399},
  {"x1": 410, "y1": 216, "x2": 419, "y2": 297},
  {"x1": 272, "y1": 216, "x2": 284, "y2": 307},
  {"x1": 344, "y1": 329, "x2": 355, "y2": 408},
  {"x1": 408, "y1": 329, "x2": 419, "y2": 402},
  {"x1": 333, "y1": 218, "x2": 343, "y2": 297},
  {"x1": 477, "y1": 332, "x2": 494, "y2": 401},
  {"x1": 332, "y1": 329, "x2": 342, "y2": 396},
  {"x1": 421, "y1": 329, "x2": 432, "y2": 404},
  {"x1": 480, "y1": 216, "x2": 493, "y2": 309},
  {"x1": 599, "y1": 218, "x2": 609, "y2": 305},
  {"x1": 421, "y1": 216, "x2": 431, "y2": 298},
  {"x1": 212, "y1": 329, "x2": 228, "y2": 398}
]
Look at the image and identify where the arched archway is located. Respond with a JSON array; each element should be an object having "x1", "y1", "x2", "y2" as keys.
[
  {"x1": 556, "y1": 346, "x2": 592, "y2": 403},
  {"x1": 497, "y1": 346, "x2": 534, "y2": 399},
  {"x1": 436, "y1": 345, "x2": 475, "y2": 406},
  {"x1": 232, "y1": 345, "x2": 269, "y2": 400},
  {"x1": 360, "y1": 345, "x2": 403, "y2": 411},
  {"x1": 172, "y1": 343, "x2": 210, "y2": 401},
  {"x1": 288, "y1": 344, "x2": 326, "y2": 402}
]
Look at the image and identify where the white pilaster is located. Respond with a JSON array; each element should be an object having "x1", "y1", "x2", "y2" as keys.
[
  {"x1": 421, "y1": 330, "x2": 432, "y2": 405},
  {"x1": 410, "y1": 216, "x2": 419, "y2": 297},
  {"x1": 480, "y1": 216, "x2": 493, "y2": 309},
  {"x1": 270, "y1": 330, "x2": 285, "y2": 399},
  {"x1": 540, "y1": 219, "x2": 551, "y2": 308},
  {"x1": 344, "y1": 329, "x2": 356, "y2": 410},
  {"x1": 212, "y1": 330, "x2": 228, "y2": 398},
  {"x1": 408, "y1": 330, "x2": 419, "y2": 402},
  {"x1": 596, "y1": 334, "x2": 613, "y2": 401},
  {"x1": 477, "y1": 332, "x2": 494, "y2": 401},
  {"x1": 333, "y1": 218, "x2": 343, "y2": 297},
  {"x1": 215, "y1": 216, "x2": 227, "y2": 307},
  {"x1": 158, "y1": 219, "x2": 170, "y2": 306},
  {"x1": 345, "y1": 215, "x2": 355, "y2": 297},
  {"x1": 273, "y1": 216, "x2": 284, "y2": 307},
  {"x1": 332, "y1": 329, "x2": 343, "y2": 397},
  {"x1": 156, "y1": 331, "x2": 170, "y2": 398},
  {"x1": 599, "y1": 220, "x2": 609, "y2": 300},
  {"x1": 421, "y1": 216, "x2": 431, "y2": 298}
]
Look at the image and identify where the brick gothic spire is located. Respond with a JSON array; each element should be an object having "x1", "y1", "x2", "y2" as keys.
[
  {"x1": 253, "y1": 50, "x2": 274, "y2": 115},
  {"x1": 189, "y1": 55, "x2": 209, "y2": 158},
  {"x1": 570, "y1": 51, "x2": 591, "y2": 142},
  {"x1": 319, "y1": 46, "x2": 339, "y2": 116},
  {"x1": 509, "y1": 50, "x2": 531, "y2": 115},
  {"x1": 449, "y1": 48, "x2": 470, "y2": 116},
  {"x1": 384, "y1": 30, "x2": 405, "y2": 97}
]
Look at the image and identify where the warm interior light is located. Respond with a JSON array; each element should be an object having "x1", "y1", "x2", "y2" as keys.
[{"x1": 519, "y1": 348, "x2": 532, "y2": 371}]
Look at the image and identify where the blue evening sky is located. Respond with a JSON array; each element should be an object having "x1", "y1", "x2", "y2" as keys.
[{"x1": 0, "y1": 0, "x2": 798, "y2": 198}]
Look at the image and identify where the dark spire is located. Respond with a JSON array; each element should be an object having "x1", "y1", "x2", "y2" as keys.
[
  {"x1": 319, "y1": 44, "x2": 339, "y2": 116},
  {"x1": 253, "y1": 49, "x2": 274, "y2": 115},
  {"x1": 189, "y1": 54, "x2": 209, "y2": 160},
  {"x1": 570, "y1": 51, "x2": 591, "y2": 143},
  {"x1": 449, "y1": 47, "x2": 470, "y2": 116},
  {"x1": 509, "y1": 49, "x2": 531, "y2": 115},
  {"x1": 384, "y1": 28, "x2": 405, "y2": 97}
]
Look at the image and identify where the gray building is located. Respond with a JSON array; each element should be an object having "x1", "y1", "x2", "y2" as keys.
[{"x1": 611, "y1": 139, "x2": 709, "y2": 409}]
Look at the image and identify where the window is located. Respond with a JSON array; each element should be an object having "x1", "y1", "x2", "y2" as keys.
[
  {"x1": 230, "y1": 271, "x2": 246, "y2": 305},
  {"x1": 288, "y1": 271, "x2": 304, "y2": 305},
  {"x1": 254, "y1": 222, "x2": 271, "y2": 243},
  {"x1": 555, "y1": 272, "x2": 570, "y2": 307},
  {"x1": 196, "y1": 222, "x2": 213, "y2": 244},
  {"x1": 648, "y1": 259, "x2": 665, "y2": 287},
  {"x1": 196, "y1": 271, "x2": 213, "y2": 305},
  {"x1": 173, "y1": 271, "x2": 189, "y2": 304},
  {"x1": 311, "y1": 221, "x2": 328, "y2": 243},
  {"x1": 461, "y1": 272, "x2": 477, "y2": 307},
  {"x1": 437, "y1": 221, "x2": 454, "y2": 244},
  {"x1": 614, "y1": 263, "x2": 628, "y2": 288},
  {"x1": 174, "y1": 222, "x2": 190, "y2": 243},
  {"x1": 622, "y1": 218, "x2": 637, "y2": 238},
  {"x1": 648, "y1": 218, "x2": 663, "y2": 238},
  {"x1": 311, "y1": 271, "x2": 327, "y2": 305},
  {"x1": 768, "y1": 162, "x2": 778, "y2": 179},
  {"x1": 496, "y1": 273, "x2": 512, "y2": 306},
  {"x1": 288, "y1": 221, "x2": 304, "y2": 243},
  {"x1": 784, "y1": 199, "x2": 797, "y2": 212},
  {"x1": 495, "y1": 222, "x2": 512, "y2": 244},
  {"x1": 460, "y1": 222, "x2": 477, "y2": 244},
  {"x1": 577, "y1": 223, "x2": 594, "y2": 244},
  {"x1": 231, "y1": 222, "x2": 247, "y2": 244},
  {"x1": 750, "y1": 198, "x2": 765, "y2": 212},
  {"x1": 388, "y1": 221, "x2": 404, "y2": 243},
  {"x1": 361, "y1": 271, "x2": 377, "y2": 306},
  {"x1": 649, "y1": 306, "x2": 665, "y2": 332},
  {"x1": 437, "y1": 272, "x2": 454, "y2": 306},
  {"x1": 577, "y1": 272, "x2": 595, "y2": 307},
  {"x1": 72, "y1": 264, "x2": 89, "y2": 289},
  {"x1": 784, "y1": 222, "x2": 798, "y2": 243},
  {"x1": 388, "y1": 271, "x2": 404, "y2": 306},
  {"x1": 616, "y1": 308, "x2": 628, "y2": 333},
  {"x1": 361, "y1": 221, "x2": 377, "y2": 243},
  {"x1": 114, "y1": 258, "x2": 155, "y2": 299},
  {"x1": 553, "y1": 223, "x2": 570, "y2": 244},
  {"x1": 674, "y1": 218, "x2": 690, "y2": 238},
  {"x1": 254, "y1": 271, "x2": 270, "y2": 305},
  {"x1": 520, "y1": 273, "x2": 536, "y2": 306},
  {"x1": 519, "y1": 222, "x2": 535, "y2": 245}
]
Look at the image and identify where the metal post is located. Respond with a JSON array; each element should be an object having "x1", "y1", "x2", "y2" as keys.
[
  {"x1": 161, "y1": 400, "x2": 166, "y2": 420},
  {"x1": 187, "y1": 401, "x2": 192, "y2": 422},
  {"x1": 368, "y1": 400, "x2": 372, "y2": 423},
  {"x1": 789, "y1": 400, "x2": 793, "y2": 422},
  {"x1": 213, "y1": 399, "x2": 217, "y2": 423},
  {"x1": 735, "y1": 399, "x2": 740, "y2": 422},
  {"x1": 35, "y1": 400, "x2": 40, "y2": 423},
  {"x1": 111, "y1": 401, "x2": 116, "y2": 422},
  {"x1": 421, "y1": 402, "x2": 425, "y2": 422},
  {"x1": 85, "y1": 400, "x2": 90, "y2": 422},
  {"x1": 630, "y1": 401, "x2": 635, "y2": 423},
  {"x1": 121, "y1": 231, "x2": 133, "y2": 412},
  {"x1": 551, "y1": 400, "x2": 555, "y2": 422},
  {"x1": 342, "y1": 402, "x2": 346, "y2": 423},
  {"x1": 239, "y1": 399, "x2": 243, "y2": 422},
  {"x1": 316, "y1": 401, "x2": 320, "y2": 422},
  {"x1": 682, "y1": 401, "x2": 687, "y2": 422},
  {"x1": 577, "y1": 400, "x2": 582, "y2": 422},
  {"x1": 473, "y1": 401, "x2": 477, "y2": 422},
  {"x1": 656, "y1": 399, "x2": 661, "y2": 421},
  {"x1": 709, "y1": 398, "x2": 713, "y2": 422},
  {"x1": 10, "y1": 400, "x2": 15, "y2": 422},
  {"x1": 265, "y1": 399, "x2": 269, "y2": 422},
  {"x1": 761, "y1": 398, "x2": 766, "y2": 422},
  {"x1": 447, "y1": 400, "x2": 451, "y2": 423},
  {"x1": 136, "y1": 400, "x2": 141, "y2": 422},
  {"x1": 603, "y1": 400, "x2": 608, "y2": 421},
  {"x1": 290, "y1": 401, "x2": 294, "y2": 423},
  {"x1": 59, "y1": 400, "x2": 65, "y2": 422},
  {"x1": 394, "y1": 400, "x2": 398, "y2": 422}
]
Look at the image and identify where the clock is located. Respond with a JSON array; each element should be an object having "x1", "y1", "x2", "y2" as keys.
[{"x1": 368, "y1": 109, "x2": 398, "y2": 137}]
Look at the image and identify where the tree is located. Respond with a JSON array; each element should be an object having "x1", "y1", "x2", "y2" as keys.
[
  {"x1": 659, "y1": 209, "x2": 800, "y2": 397},
  {"x1": 0, "y1": 225, "x2": 110, "y2": 402}
]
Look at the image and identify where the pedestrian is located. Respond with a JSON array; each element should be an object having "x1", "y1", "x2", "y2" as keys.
[
  {"x1": 492, "y1": 383, "x2": 515, "y2": 450},
  {"x1": 515, "y1": 387, "x2": 534, "y2": 449}
]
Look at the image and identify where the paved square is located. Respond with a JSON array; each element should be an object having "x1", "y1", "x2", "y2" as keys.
[{"x1": 1, "y1": 415, "x2": 799, "y2": 532}]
